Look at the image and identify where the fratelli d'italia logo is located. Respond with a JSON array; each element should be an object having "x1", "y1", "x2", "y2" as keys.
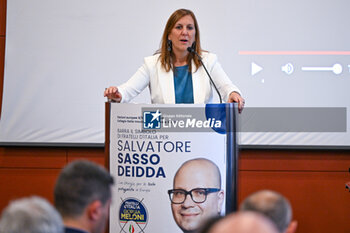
[
  {"x1": 119, "y1": 198, "x2": 148, "y2": 233},
  {"x1": 143, "y1": 110, "x2": 161, "y2": 129}
]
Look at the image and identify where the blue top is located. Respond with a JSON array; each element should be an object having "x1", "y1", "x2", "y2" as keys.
[{"x1": 173, "y1": 65, "x2": 194, "y2": 104}]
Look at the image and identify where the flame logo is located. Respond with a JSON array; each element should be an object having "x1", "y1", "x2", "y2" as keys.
[{"x1": 129, "y1": 224, "x2": 135, "y2": 233}]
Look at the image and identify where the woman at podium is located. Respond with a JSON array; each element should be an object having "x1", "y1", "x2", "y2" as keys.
[{"x1": 104, "y1": 9, "x2": 245, "y2": 112}]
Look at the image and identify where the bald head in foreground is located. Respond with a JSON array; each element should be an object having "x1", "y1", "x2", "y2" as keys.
[
  {"x1": 168, "y1": 158, "x2": 224, "y2": 233},
  {"x1": 0, "y1": 196, "x2": 63, "y2": 233},
  {"x1": 240, "y1": 190, "x2": 297, "y2": 233},
  {"x1": 209, "y1": 212, "x2": 279, "y2": 233}
]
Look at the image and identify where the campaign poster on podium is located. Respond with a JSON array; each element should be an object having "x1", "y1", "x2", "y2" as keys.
[{"x1": 109, "y1": 103, "x2": 235, "y2": 233}]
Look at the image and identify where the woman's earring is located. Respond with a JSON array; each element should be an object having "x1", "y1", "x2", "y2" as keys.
[{"x1": 167, "y1": 39, "x2": 172, "y2": 52}]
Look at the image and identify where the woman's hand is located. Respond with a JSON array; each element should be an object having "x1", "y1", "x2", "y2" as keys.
[
  {"x1": 104, "y1": 86, "x2": 122, "y2": 102},
  {"x1": 228, "y1": 92, "x2": 245, "y2": 113}
]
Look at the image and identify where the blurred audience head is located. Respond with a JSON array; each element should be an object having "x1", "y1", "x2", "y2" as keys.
[
  {"x1": 240, "y1": 190, "x2": 297, "y2": 233},
  {"x1": 54, "y1": 160, "x2": 114, "y2": 233},
  {"x1": 0, "y1": 196, "x2": 63, "y2": 233},
  {"x1": 197, "y1": 215, "x2": 223, "y2": 233},
  {"x1": 208, "y1": 211, "x2": 279, "y2": 233}
]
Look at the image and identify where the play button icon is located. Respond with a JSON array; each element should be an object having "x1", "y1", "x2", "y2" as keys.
[{"x1": 251, "y1": 62, "x2": 263, "y2": 76}]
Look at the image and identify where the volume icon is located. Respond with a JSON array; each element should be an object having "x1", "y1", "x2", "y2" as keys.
[{"x1": 281, "y1": 63, "x2": 294, "y2": 75}]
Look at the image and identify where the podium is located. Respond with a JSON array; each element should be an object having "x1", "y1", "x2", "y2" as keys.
[{"x1": 105, "y1": 103, "x2": 239, "y2": 233}]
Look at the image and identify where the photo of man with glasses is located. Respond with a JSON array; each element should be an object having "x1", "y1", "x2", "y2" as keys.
[{"x1": 167, "y1": 158, "x2": 224, "y2": 233}]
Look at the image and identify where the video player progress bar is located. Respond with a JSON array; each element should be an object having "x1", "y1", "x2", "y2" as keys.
[{"x1": 239, "y1": 51, "x2": 350, "y2": 55}]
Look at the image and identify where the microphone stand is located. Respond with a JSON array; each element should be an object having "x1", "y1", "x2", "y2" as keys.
[{"x1": 187, "y1": 47, "x2": 222, "y2": 103}]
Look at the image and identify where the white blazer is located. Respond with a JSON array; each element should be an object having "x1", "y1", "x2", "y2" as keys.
[{"x1": 118, "y1": 52, "x2": 241, "y2": 104}]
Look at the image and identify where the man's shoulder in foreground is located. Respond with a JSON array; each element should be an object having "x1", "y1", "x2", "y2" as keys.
[{"x1": 64, "y1": 226, "x2": 89, "y2": 233}]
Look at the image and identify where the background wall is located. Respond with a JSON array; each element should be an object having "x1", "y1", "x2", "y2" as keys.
[
  {"x1": 0, "y1": 0, "x2": 5, "y2": 109},
  {"x1": 1, "y1": 147, "x2": 349, "y2": 233},
  {"x1": 2, "y1": 0, "x2": 350, "y2": 146},
  {"x1": 0, "y1": 1, "x2": 349, "y2": 232}
]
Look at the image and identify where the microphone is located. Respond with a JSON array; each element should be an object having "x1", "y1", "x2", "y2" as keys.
[{"x1": 187, "y1": 47, "x2": 222, "y2": 103}]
